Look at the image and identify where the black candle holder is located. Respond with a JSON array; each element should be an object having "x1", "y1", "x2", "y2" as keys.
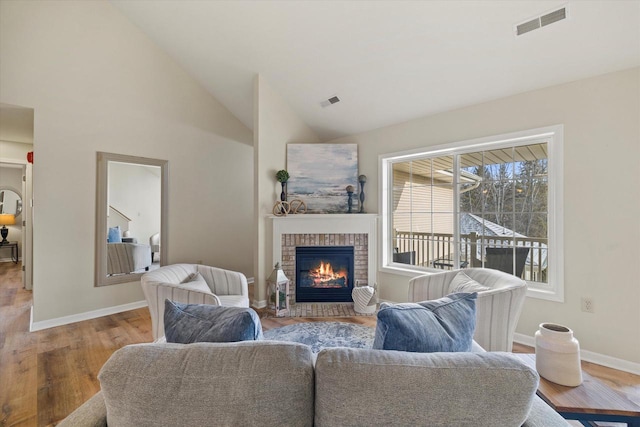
[
  {"x1": 346, "y1": 185, "x2": 354, "y2": 213},
  {"x1": 358, "y1": 175, "x2": 367, "y2": 213}
]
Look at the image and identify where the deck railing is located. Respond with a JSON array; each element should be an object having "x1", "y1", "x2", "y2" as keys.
[{"x1": 393, "y1": 230, "x2": 548, "y2": 282}]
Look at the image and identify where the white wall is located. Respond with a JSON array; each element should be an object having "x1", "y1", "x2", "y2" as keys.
[
  {"x1": 0, "y1": 104, "x2": 34, "y2": 144},
  {"x1": 329, "y1": 68, "x2": 640, "y2": 364},
  {"x1": 0, "y1": 0, "x2": 254, "y2": 322},
  {"x1": 0, "y1": 140, "x2": 32, "y2": 160},
  {"x1": 253, "y1": 76, "x2": 320, "y2": 306}
]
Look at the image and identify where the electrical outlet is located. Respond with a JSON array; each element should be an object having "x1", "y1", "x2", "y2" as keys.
[{"x1": 581, "y1": 297, "x2": 594, "y2": 313}]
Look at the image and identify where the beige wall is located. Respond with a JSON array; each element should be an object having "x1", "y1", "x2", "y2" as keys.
[
  {"x1": 0, "y1": 1, "x2": 254, "y2": 322},
  {"x1": 253, "y1": 76, "x2": 320, "y2": 306},
  {"x1": 0, "y1": 105, "x2": 34, "y2": 144},
  {"x1": 329, "y1": 68, "x2": 640, "y2": 363}
]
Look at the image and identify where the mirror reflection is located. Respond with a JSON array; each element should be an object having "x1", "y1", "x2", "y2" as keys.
[
  {"x1": 96, "y1": 152, "x2": 168, "y2": 287},
  {"x1": 0, "y1": 188, "x2": 22, "y2": 217}
]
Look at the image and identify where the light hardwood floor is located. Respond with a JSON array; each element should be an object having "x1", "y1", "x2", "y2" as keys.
[{"x1": 1, "y1": 261, "x2": 638, "y2": 426}]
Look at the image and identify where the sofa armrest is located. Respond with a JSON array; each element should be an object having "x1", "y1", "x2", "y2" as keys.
[
  {"x1": 57, "y1": 391, "x2": 107, "y2": 427},
  {"x1": 141, "y1": 281, "x2": 221, "y2": 339},
  {"x1": 522, "y1": 395, "x2": 571, "y2": 426}
]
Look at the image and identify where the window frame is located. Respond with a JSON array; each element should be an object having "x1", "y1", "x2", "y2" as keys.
[{"x1": 379, "y1": 125, "x2": 564, "y2": 302}]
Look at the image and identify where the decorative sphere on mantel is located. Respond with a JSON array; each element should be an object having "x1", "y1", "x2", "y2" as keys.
[
  {"x1": 346, "y1": 185, "x2": 354, "y2": 193},
  {"x1": 358, "y1": 175, "x2": 367, "y2": 183}
]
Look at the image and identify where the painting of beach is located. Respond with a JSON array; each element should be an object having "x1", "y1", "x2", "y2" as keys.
[{"x1": 287, "y1": 143, "x2": 358, "y2": 214}]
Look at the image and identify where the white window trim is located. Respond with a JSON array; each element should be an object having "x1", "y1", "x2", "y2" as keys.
[{"x1": 379, "y1": 125, "x2": 564, "y2": 302}]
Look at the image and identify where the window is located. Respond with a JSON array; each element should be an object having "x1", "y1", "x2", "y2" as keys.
[{"x1": 380, "y1": 126, "x2": 563, "y2": 301}]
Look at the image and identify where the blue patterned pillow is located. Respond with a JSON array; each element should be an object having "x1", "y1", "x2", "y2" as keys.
[
  {"x1": 373, "y1": 293, "x2": 477, "y2": 353},
  {"x1": 164, "y1": 300, "x2": 264, "y2": 344},
  {"x1": 107, "y1": 226, "x2": 122, "y2": 243}
]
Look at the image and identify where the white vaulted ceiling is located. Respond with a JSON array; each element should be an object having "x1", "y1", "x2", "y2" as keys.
[{"x1": 112, "y1": 1, "x2": 640, "y2": 141}]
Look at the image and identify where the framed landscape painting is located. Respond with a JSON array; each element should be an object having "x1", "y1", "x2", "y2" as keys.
[{"x1": 287, "y1": 143, "x2": 358, "y2": 214}]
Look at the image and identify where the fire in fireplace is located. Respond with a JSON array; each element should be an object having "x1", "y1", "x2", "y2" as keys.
[
  {"x1": 296, "y1": 246, "x2": 354, "y2": 302},
  {"x1": 307, "y1": 261, "x2": 348, "y2": 288}
]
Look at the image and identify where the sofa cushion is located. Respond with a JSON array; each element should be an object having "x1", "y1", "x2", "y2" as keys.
[
  {"x1": 98, "y1": 342, "x2": 314, "y2": 427},
  {"x1": 164, "y1": 300, "x2": 263, "y2": 344},
  {"x1": 448, "y1": 271, "x2": 491, "y2": 293},
  {"x1": 314, "y1": 348, "x2": 539, "y2": 427},
  {"x1": 373, "y1": 293, "x2": 476, "y2": 352}
]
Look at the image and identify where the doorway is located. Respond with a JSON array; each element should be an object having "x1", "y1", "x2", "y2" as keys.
[{"x1": 0, "y1": 103, "x2": 34, "y2": 289}]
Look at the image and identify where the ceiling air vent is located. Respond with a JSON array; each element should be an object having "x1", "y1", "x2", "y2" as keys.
[
  {"x1": 515, "y1": 5, "x2": 567, "y2": 36},
  {"x1": 541, "y1": 7, "x2": 566, "y2": 27},
  {"x1": 320, "y1": 95, "x2": 340, "y2": 108},
  {"x1": 517, "y1": 18, "x2": 540, "y2": 36}
]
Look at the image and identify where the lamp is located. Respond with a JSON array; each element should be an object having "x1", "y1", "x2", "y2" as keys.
[
  {"x1": 267, "y1": 262, "x2": 290, "y2": 316},
  {"x1": 0, "y1": 214, "x2": 16, "y2": 244}
]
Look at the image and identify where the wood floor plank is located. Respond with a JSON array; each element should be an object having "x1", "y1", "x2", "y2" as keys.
[
  {"x1": 1, "y1": 262, "x2": 38, "y2": 427},
  {"x1": 0, "y1": 262, "x2": 638, "y2": 426}
]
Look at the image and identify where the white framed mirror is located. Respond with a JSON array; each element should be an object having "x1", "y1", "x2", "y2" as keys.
[
  {"x1": 95, "y1": 152, "x2": 168, "y2": 287},
  {"x1": 0, "y1": 187, "x2": 23, "y2": 217}
]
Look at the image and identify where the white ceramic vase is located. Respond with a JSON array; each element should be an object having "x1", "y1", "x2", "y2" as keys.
[{"x1": 535, "y1": 323, "x2": 582, "y2": 387}]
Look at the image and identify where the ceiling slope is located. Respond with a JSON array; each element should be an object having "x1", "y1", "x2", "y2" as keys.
[{"x1": 112, "y1": 1, "x2": 640, "y2": 141}]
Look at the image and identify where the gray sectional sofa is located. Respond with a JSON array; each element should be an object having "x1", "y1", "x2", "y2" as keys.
[{"x1": 59, "y1": 341, "x2": 569, "y2": 426}]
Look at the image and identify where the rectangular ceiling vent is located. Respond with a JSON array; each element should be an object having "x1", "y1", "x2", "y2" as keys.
[
  {"x1": 320, "y1": 95, "x2": 341, "y2": 108},
  {"x1": 517, "y1": 18, "x2": 541, "y2": 36},
  {"x1": 516, "y1": 6, "x2": 567, "y2": 36},
  {"x1": 541, "y1": 7, "x2": 567, "y2": 27}
]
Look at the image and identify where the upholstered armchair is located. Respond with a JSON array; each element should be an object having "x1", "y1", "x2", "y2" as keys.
[
  {"x1": 149, "y1": 232, "x2": 160, "y2": 262},
  {"x1": 408, "y1": 268, "x2": 527, "y2": 352},
  {"x1": 141, "y1": 264, "x2": 250, "y2": 340}
]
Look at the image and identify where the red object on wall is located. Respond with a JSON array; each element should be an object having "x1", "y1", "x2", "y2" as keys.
[{"x1": 27, "y1": 151, "x2": 33, "y2": 163}]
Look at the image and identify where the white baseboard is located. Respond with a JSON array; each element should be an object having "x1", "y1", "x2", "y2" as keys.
[
  {"x1": 252, "y1": 299, "x2": 267, "y2": 309},
  {"x1": 30, "y1": 300, "x2": 148, "y2": 332},
  {"x1": 247, "y1": 277, "x2": 265, "y2": 308},
  {"x1": 513, "y1": 332, "x2": 640, "y2": 375},
  {"x1": 513, "y1": 332, "x2": 536, "y2": 348},
  {"x1": 0, "y1": 257, "x2": 20, "y2": 263}
]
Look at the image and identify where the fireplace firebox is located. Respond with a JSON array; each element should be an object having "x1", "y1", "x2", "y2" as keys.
[{"x1": 296, "y1": 246, "x2": 354, "y2": 302}]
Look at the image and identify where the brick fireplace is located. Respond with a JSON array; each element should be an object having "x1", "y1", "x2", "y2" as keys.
[{"x1": 271, "y1": 214, "x2": 377, "y2": 304}]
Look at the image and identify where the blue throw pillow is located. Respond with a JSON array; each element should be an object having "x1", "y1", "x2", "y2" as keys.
[
  {"x1": 164, "y1": 300, "x2": 264, "y2": 344},
  {"x1": 373, "y1": 292, "x2": 477, "y2": 353},
  {"x1": 107, "y1": 226, "x2": 122, "y2": 243}
]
